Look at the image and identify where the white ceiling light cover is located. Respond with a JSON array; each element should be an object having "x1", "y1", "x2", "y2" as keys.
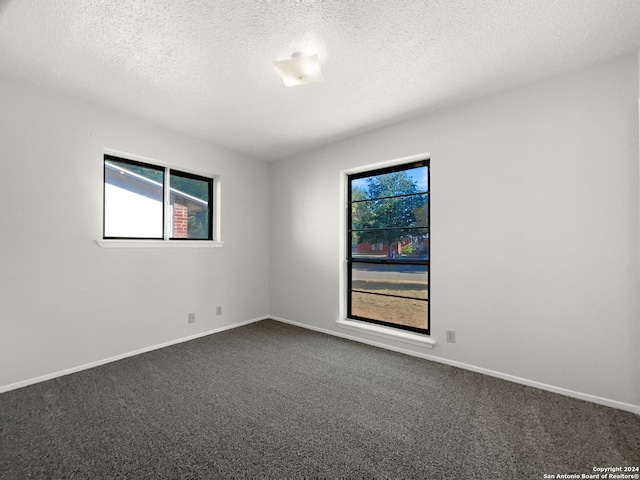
[{"x1": 273, "y1": 53, "x2": 324, "y2": 87}]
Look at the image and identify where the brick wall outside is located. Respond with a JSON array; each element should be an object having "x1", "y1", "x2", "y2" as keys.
[{"x1": 173, "y1": 202, "x2": 189, "y2": 238}]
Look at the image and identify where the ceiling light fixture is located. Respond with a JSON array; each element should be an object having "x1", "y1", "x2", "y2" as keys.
[{"x1": 273, "y1": 52, "x2": 324, "y2": 87}]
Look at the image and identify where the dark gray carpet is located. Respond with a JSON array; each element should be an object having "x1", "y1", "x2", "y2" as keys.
[{"x1": 1, "y1": 319, "x2": 638, "y2": 479}]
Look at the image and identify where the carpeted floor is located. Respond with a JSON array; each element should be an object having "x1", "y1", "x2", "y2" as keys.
[{"x1": 1, "y1": 319, "x2": 638, "y2": 479}]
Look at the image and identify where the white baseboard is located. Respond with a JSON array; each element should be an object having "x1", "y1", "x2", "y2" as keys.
[
  {"x1": 0, "y1": 316, "x2": 268, "y2": 394},
  {"x1": 270, "y1": 316, "x2": 640, "y2": 416},
  {"x1": 4, "y1": 315, "x2": 638, "y2": 416}
]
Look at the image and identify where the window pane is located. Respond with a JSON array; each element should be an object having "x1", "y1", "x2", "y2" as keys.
[
  {"x1": 351, "y1": 263, "x2": 428, "y2": 300},
  {"x1": 169, "y1": 172, "x2": 212, "y2": 240},
  {"x1": 351, "y1": 165, "x2": 428, "y2": 200},
  {"x1": 352, "y1": 193, "x2": 428, "y2": 229},
  {"x1": 347, "y1": 159, "x2": 429, "y2": 334},
  {"x1": 104, "y1": 159, "x2": 164, "y2": 238},
  {"x1": 350, "y1": 230, "x2": 429, "y2": 260},
  {"x1": 351, "y1": 291, "x2": 428, "y2": 330}
]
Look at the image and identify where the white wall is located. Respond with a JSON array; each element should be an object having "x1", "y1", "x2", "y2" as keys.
[
  {"x1": 0, "y1": 76, "x2": 270, "y2": 389},
  {"x1": 269, "y1": 54, "x2": 640, "y2": 411}
]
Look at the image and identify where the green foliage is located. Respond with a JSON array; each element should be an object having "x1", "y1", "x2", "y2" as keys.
[
  {"x1": 352, "y1": 171, "x2": 427, "y2": 254},
  {"x1": 350, "y1": 186, "x2": 368, "y2": 245},
  {"x1": 113, "y1": 162, "x2": 164, "y2": 183},
  {"x1": 188, "y1": 211, "x2": 208, "y2": 238},
  {"x1": 171, "y1": 176, "x2": 209, "y2": 202}
]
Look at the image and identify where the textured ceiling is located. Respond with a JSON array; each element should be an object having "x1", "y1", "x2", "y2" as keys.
[{"x1": 0, "y1": 0, "x2": 639, "y2": 161}]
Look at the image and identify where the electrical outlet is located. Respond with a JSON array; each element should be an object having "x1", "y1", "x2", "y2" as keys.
[
  {"x1": 216, "y1": 306, "x2": 222, "y2": 316},
  {"x1": 188, "y1": 313, "x2": 196, "y2": 324},
  {"x1": 446, "y1": 330, "x2": 456, "y2": 343}
]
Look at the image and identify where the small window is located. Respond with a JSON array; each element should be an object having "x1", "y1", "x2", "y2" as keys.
[
  {"x1": 104, "y1": 155, "x2": 214, "y2": 241},
  {"x1": 347, "y1": 160, "x2": 429, "y2": 334}
]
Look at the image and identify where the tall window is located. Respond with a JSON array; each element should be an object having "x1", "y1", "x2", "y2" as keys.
[
  {"x1": 104, "y1": 155, "x2": 214, "y2": 240},
  {"x1": 347, "y1": 160, "x2": 429, "y2": 334}
]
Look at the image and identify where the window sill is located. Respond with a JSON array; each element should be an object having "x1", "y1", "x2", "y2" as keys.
[
  {"x1": 96, "y1": 240, "x2": 224, "y2": 248},
  {"x1": 336, "y1": 319, "x2": 436, "y2": 349}
]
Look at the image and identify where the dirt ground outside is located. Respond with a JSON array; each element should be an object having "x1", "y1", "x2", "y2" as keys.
[{"x1": 351, "y1": 279, "x2": 428, "y2": 329}]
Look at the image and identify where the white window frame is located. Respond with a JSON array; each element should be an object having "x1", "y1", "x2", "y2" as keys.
[{"x1": 337, "y1": 152, "x2": 435, "y2": 348}]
